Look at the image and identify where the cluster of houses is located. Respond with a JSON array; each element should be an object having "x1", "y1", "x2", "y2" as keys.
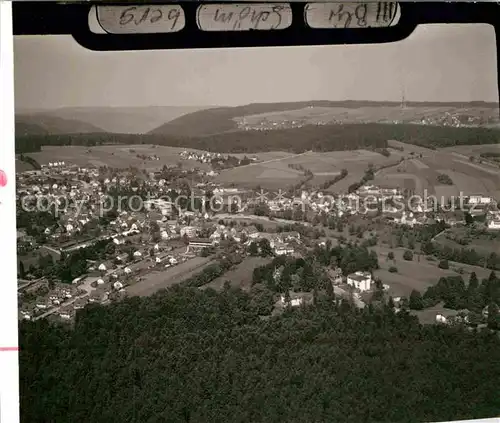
[
  {"x1": 19, "y1": 238, "x2": 193, "y2": 321},
  {"x1": 18, "y1": 281, "x2": 81, "y2": 321},
  {"x1": 187, "y1": 225, "x2": 301, "y2": 256},
  {"x1": 44, "y1": 161, "x2": 66, "y2": 168},
  {"x1": 418, "y1": 112, "x2": 495, "y2": 128},
  {"x1": 236, "y1": 110, "x2": 494, "y2": 131},
  {"x1": 435, "y1": 304, "x2": 495, "y2": 328},
  {"x1": 180, "y1": 150, "x2": 224, "y2": 163},
  {"x1": 16, "y1": 159, "x2": 500, "y2": 323},
  {"x1": 276, "y1": 269, "x2": 375, "y2": 310},
  {"x1": 486, "y1": 210, "x2": 500, "y2": 230},
  {"x1": 467, "y1": 195, "x2": 499, "y2": 230},
  {"x1": 235, "y1": 112, "x2": 336, "y2": 131}
]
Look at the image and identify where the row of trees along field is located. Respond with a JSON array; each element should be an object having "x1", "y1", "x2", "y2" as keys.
[
  {"x1": 19, "y1": 285, "x2": 500, "y2": 423},
  {"x1": 421, "y1": 241, "x2": 500, "y2": 271},
  {"x1": 15, "y1": 123, "x2": 500, "y2": 154},
  {"x1": 420, "y1": 271, "x2": 500, "y2": 314},
  {"x1": 385, "y1": 222, "x2": 500, "y2": 270}
]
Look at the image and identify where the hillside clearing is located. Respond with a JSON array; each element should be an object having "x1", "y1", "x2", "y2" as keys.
[
  {"x1": 200, "y1": 256, "x2": 273, "y2": 291},
  {"x1": 127, "y1": 256, "x2": 213, "y2": 297}
]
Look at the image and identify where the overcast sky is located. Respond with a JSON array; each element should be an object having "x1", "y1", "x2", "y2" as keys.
[{"x1": 14, "y1": 23, "x2": 498, "y2": 110}]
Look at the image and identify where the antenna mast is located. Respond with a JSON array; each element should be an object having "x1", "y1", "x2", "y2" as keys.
[{"x1": 398, "y1": 43, "x2": 406, "y2": 110}]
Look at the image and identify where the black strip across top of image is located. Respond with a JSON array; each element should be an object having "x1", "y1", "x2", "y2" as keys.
[
  {"x1": 12, "y1": 2, "x2": 500, "y2": 50},
  {"x1": 14, "y1": 2, "x2": 500, "y2": 114}
]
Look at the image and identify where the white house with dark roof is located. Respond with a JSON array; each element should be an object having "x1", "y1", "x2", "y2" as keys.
[
  {"x1": 274, "y1": 243, "x2": 294, "y2": 256},
  {"x1": 347, "y1": 271, "x2": 372, "y2": 292}
]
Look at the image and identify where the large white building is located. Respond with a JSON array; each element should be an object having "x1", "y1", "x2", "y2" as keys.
[
  {"x1": 488, "y1": 219, "x2": 500, "y2": 230},
  {"x1": 468, "y1": 195, "x2": 493, "y2": 206},
  {"x1": 188, "y1": 238, "x2": 214, "y2": 251},
  {"x1": 144, "y1": 198, "x2": 173, "y2": 216},
  {"x1": 279, "y1": 292, "x2": 312, "y2": 308},
  {"x1": 274, "y1": 243, "x2": 294, "y2": 256},
  {"x1": 347, "y1": 271, "x2": 372, "y2": 292}
]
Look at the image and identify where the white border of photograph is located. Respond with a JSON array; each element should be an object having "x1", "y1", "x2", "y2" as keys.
[{"x1": 0, "y1": 2, "x2": 20, "y2": 423}]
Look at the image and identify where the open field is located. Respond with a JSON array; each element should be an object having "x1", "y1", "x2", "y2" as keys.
[
  {"x1": 200, "y1": 256, "x2": 272, "y2": 291},
  {"x1": 216, "y1": 149, "x2": 402, "y2": 191},
  {"x1": 127, "y1": 256, "x2": 212, "y2": 297},
  {"x1": 372, "y1": 245, "x2": 492, "y2": 297},
  {"x1": 410, "y1": 159, "x2": 429, "y2": 169},
  {"x1": 434, "y1": 185, "x2": 460, "y2": 202},
  {"x1": 19, "y1": 140, "x2": 499, "y2": 200},
  {"x1": 452, "y1": 158, "x2": 499, "y2": 175},
  {"x1": 434, "y1": 227, "x2": 500, "y2": 256},
  {"x1": 21, "y1": 145, "x2": 307, "y2": 174},
  {"x1": 387, "y1": 140, "x2": 436, "y2": 157},
  {"x1": 374, "y1": 255, "x2": 457, "y2": 298},
  {"x1": 15, "y1": 159, "x2": 35, "y2": 172},
  {"x1": 373, "y1": 171, "x2": 423, "y2": 193},
  {"x1": 442, "y1": 144, "x2": 500, "y2": 157},
  {"x1": 410, "y1": 304, "x2": 460, "y2": 325},
  {"x1": 232, "y1": 151, "x2": 292, "y2": 161},
  {"x1": 372, "y1": 142, "x2": 500, "y2": 198},
  {"x1": 435, "y1": 169, "x2": 494, "y2": 197},
  {"x1": 24, "y1": 145, "x2": 213, "y2": 172},
  {"x1": 216, "y1": 161, "x2": 303, "y2": 190}
]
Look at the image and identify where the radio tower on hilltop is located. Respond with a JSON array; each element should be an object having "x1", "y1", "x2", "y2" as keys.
[
  {"x1": 400, "y1": 80, "x2": 407, "y2": 110},
  {"x1": 397, "y1": 43, "x2": 407, "y2": 111}
]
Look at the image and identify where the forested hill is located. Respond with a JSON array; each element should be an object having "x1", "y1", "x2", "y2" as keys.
[
  {"x1": 149, "y1": 100, "x2": 499, "y2": 137},
  {"x1": 15, "y1": 123, "x2": 500, "y2": 155},
  {"x1": 19, "y1": 286, "x2": 500, "y2": 423},
  {"x1": 16, "y1": 114, "x2": 105, "y2": 136}
]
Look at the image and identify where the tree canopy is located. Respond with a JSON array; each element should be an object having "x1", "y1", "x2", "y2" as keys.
[
  {"x1": 19, "y1": 286, "x2": 500, "y2": 423},
  {"x1": 15, "y1": 122, "x2": 500, "y2": 154}
]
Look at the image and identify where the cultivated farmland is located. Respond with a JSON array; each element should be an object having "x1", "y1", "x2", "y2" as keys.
[
  {"x1": 20, "y1": 140, "x2": 500, "y2": 200},
  {"x1": 216, "y1": 149, "x2": 402, "y2": 191},
  {"x1": 372, "y1": 140, "x2": 499, "y2": 199},
  {"x1": 442, "y1": 144, "x2": 500, "y2": 157},
  {"x1": 26, "y1": 144, "x2": 212, "y2": 171}
]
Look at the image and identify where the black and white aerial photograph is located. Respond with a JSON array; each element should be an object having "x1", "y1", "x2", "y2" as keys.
[{"x1": 13, "y1": 6, "x2": 500, "y2": 422}]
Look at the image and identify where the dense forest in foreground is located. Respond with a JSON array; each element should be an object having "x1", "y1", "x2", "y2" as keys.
[
  {"x1": 20, "y1": 287, "x2": 500, "y2": 423},
  {"x1": 15, "y1": 123, "x2": 500, "y2": 154}
]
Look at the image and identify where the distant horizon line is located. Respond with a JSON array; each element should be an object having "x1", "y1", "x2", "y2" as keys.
[{"x1": 15, "y1": 99, "x2": 500, "y2": 113}]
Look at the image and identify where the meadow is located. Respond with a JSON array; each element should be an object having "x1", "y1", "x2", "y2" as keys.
[
  {"x1": 442, "y1": 144, "x2": 500, "y2": 157},
  {"x1": 216, "y1": 149, "x2": 402, "y2": 191},
  {"x1": 434, "y1": 227, "x2": 500, "y2": 256},
  {"x1": 372, "y1": 245, "x2": 492, "y2": 297},
  {"x1": 373, "y1": 141, "x2": 500, "y2": 199},
  {"x1": 200, "y1": 256, "x2": 273, "y2": 291},
  {"x1": 127, "y1": 256, "x2": 213, "y2": 297},
  {"x1": 25, "y1": 144, "x2": 212, "y2": 171},
  {"x1": 19, "y1": 140, "x2": 500, "y2": 201}
]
